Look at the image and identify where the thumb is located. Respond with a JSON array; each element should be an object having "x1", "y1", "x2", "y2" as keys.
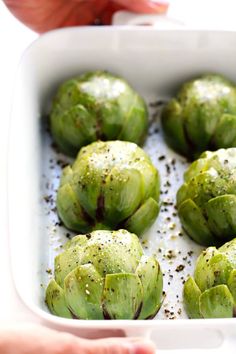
[{"x1": 77, "y1": 336, "x2": 156, "y2": 354}]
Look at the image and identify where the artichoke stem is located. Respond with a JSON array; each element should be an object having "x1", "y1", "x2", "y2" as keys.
[{"x1": 93, "y1": 223, "x2": 111, "y2": 231}]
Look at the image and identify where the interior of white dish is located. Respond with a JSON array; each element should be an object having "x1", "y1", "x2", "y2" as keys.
[{"x1": 9, "y1": 28, "x2": 236, "y2": 322}]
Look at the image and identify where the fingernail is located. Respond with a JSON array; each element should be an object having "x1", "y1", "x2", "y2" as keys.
[{"x1": 148, "y1": 1, "x2": 169, "y2": 11}]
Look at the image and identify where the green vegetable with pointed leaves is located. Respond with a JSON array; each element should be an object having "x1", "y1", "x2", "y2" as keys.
[
  {"x1": 50, "y1": 71, "x2": 148, "y2": 156},
  {"x1": 184, "y1": 238, "x2": 236, "y2": 318},
  {"x1": 46, "y1": 229, "x2": 163, "y2": 320},
  {"x1": 161, "y1": 74, "x2": 236, "y2": 159},
  {"x1": 57, "y1": 140, "x2": 160, "y2": 236},
  {"x1": 177, "y1": 148, "x2": 236, "y2": 246}
]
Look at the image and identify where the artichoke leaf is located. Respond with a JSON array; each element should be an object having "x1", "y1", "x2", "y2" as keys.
[
  {"x1": 213, "y1": 113, "x2": 236, "y2": 148},
  {"x1": 58, "y1": 104, "x2": 97, "y2": 154},
  {"x1": 60, "y1": 166, "x2": 73, "y2": 186},
  {"x1": 195, "y1": 247, "x2": 234, "y2": 291},
  {"x1": 161, "y1": 99, "x2": 189, "y2": 156},
  {"x1": 103, "y1": 168, "x2": 142, "y2": 226},
  {"x1": 50, "y1": 105, "x2": 75, "y2": 156},
  {"x1": 205, "y1": 195, "x2": 236, "y2": 240},
  {"x1": 194, "y1": 247, "x2": 220, "y2": 292},
  {"x1": 183, "y1": 277, "x2": 202, "y2": 319},
  {"x1": 64, "y1": 264, "x2": 104, "y2": 320},
  {"x1": 176, "y1": 183, "x2": 189, "y2": 207},
  {"x1": 72, "y1": 164, "x2": 103, "y2": 221},
  {"x1": 178, "y1": 198, "x2": 215, "y2": 246},
  {"x1": 45, "y1": 280, "x2": 72, "y2": 319},
  {"x1": 134, "y1": 161, "x2": 160, "y2": 202},
  {"x1": 136, "y1": 256, "x2": 163, "y2": 319},
  {"x1": 102, "y1": 273, "x2": 143, "y2": 319},
  {"x1": 54, "y1": 245, "x2": 83, "y2": 288},
  {"x1": 227, "y1": 269, "x2": 236, "y2": 305},
  {"x1": 98, "y1": 100, "x2": 125, "y2": 139},
  {"x1": 63, "y1": 234, "x2": 90, "y2": 251},
  {"x1": 124, "y1": 197, "x2": 159, "y2": 236},
  {"x1": 183, "y1": 95, "x2": 222, "y2": 155},
  {"x1": 118, "y1": 94, "x2": 148, "y2": 145},
  {"x1": 199, "y1": 285, "x2": 234, "y2": 318},
  {"x1": 208, "y1": 253, "x2": 233, "y2": 287},
  {"x1": 183, "y1": 158, "x2": 209, "y2": 183},
  {"x1": 100, "y1": 87, "x2": 135, "y2": 139},
  {"x1": 219, "y1": 239, "x2": 236, "y2": 268},
  {"x1": 57, "y1": 183, "x2": 90, "y2": 233}
]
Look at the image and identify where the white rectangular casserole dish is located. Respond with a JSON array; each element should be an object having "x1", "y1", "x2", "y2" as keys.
[{"x1": 8, "y1": 28, "x2": 236, "y2": 352}]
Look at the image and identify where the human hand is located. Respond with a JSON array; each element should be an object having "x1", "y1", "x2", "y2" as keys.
[
  {"x1": 3, "y1": 0, "x2": 168, "y2": 33},
  {"x1": 0, "y1": 325, "x2": 155, "y2": 354}
]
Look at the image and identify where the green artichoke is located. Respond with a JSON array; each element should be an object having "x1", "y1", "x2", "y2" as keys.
[
  {"x1": 177, "y1": 148, "x2": 236, "y2": 246},
  {"x1": 50, "y1": 71, "x2": 148, "y2": 156},
  {"x1": 46, "y1": 229, "x2": 163, "y2": 320},
  {"x1": 161, "y1": 74, "x2": 236, "y2": 159},
  {"x1": 57, "y1": 140, "x2": 160, "y2": 236},
  {"x1": 184, "y1": 238, "x2": 236, "y2": 318}
]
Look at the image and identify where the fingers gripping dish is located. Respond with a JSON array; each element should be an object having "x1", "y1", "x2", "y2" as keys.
[
  {"x1": 184, "y1": 238, "x2": 236, "y2": 319},
  {"x1": 177, "y1": 148, "x2": 236, "y2": 246},
  {"x1": 161, "y1": 74, "x2": 236, "y2": 159},
  {"x1": 57, "y1": 140, "x2": 160, "y2": 236},
  {"x1": 46, "y1": 229, "x2": 163, "y2": 320},
  {"x1": 50, "y1": 71, "x2": 148, "y2": 156}
]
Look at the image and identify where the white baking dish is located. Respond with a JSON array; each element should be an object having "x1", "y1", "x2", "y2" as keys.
[{"x1": 8, "y1": 28, "x2": 236, "y2": 352}]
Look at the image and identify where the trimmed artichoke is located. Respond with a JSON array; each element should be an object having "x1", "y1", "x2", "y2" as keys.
[
  {"x1": 184, "y1": 238, "x2": 236, "y2": 318},
  {"x1": 177, "y1": 148, "x2": 236, "y2": 246},
  {"x1": 57, "y1": 140, "x2": 160, "y2": 236},
  {"x1": 50, "y1": 71, "x2": 148, "y2": 156},
  {"x1": 46, "y1": 229, "x2": 163, "y2": 320},
  {"x1": 161, "y1": 74, "x2": 236, "y2": 159}
]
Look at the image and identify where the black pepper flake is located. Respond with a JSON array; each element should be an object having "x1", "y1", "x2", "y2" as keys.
[
  {"x1": 166, "y1": 250, "x2": 176, "y2": 259},
  {"x1": 55, "y1": 221, "x2": 62, "y2": 227},
  {"x1": 149, "y1": 100, "x2": 166, "y2": 107},
  {"x1": 44, "y1": 195, "x2": 53, "y2": 203},
  {"x1": 175, "y1": 265, "x2": 185, "y2": 272},
  {"x1": 165, "y1": 164, "x2": 171, "y2": 174}
]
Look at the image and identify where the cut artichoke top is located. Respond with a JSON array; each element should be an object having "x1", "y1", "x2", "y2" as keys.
[
  {"x1": 57, "y1": 140, "x2": 160, "y2": 236},
  {"x1": 55, "y1": 229, "x2": 143, "y2": 288},
  {"x1": 161, "y1": 74, "x2": 236, "y2": 159},
  {"x1": 46, "y1": 229, "x2": 163, "y2": 320},
  {"x1": 50, "y1": 71, "x2": 148, "y2": 156},
  {"x1": 177, "y1": 148, "x2": 236, "y2": 246},
  {"x1": 183, "y1": 238, "x2": 236, "y2": 319}
]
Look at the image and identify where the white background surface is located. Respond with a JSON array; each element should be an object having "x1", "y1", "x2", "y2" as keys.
[
  {"x1": 0, "y1": 1, "x2": 37, "y2": 324},
  {"x1": 1, "y1": 0, "x2": 236, "y2": 325}
]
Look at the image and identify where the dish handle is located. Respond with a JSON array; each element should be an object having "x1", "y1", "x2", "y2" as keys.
[
  {"x1": 112, "y1": 11, "x2": 185, "y2": 29},
  {"x1": 124, "y1": 325, "x2": 236, "y2": 353}
]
